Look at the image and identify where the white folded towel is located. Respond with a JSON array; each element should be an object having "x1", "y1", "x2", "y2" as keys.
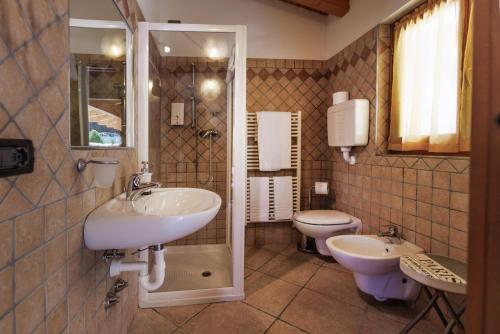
[
  {"x1": 249, "y1": 177, "x2": 270, "y2": 222},
  {"x1": 273, "y1": 176, "x2": 293, "y2": 221},
  {"x1": 257, "y1": 111, "x2": 291, "y2": 171}
]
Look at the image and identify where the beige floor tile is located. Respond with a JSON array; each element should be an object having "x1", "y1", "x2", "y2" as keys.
[
  {"x1": 245, "y1": 247, "x2": 278, "y2": 270},
  {"x1": 305, "y1": 266, "x2": 367, "y2": 309},
  {"x1": 124, "y1": 243, "x2": 439, "y2": 334},
  {"x1": 260, "y1": 243, "x2": 290, "y2": 253},
  {"x1": 182, "y1": 302, "x2": 274, "y2": 334},
  {"x1": 154, "y1": 304, "x2": 209, "y2": 326},
  {"x1": 321, "y1": 260, "x2": 350, "y2": 272},
  {"x1": 128, "y1": 309, "x2": 177, "y2": 334},
  {"x1": 259, "y1": 254, "x2": 320, "y2": 286},
  {"x1": 280, "y1": 289, "x2": 365, "y2": 334},
  {"x1": 244, "y1": 272, "x2": 301, "y2": 316},
  {"x1": 359, "y1": 311, "x2": 430, "y2": 334},
  {"x1": 244, "y1": 267, "x2": 255, "y2": 278},
  {"x1": 279, "y1": 244, "x2": 324, "y2": 265},
  {"x1": 366, "y1": 299, "x2": 442, "y2": 334},
  {"x1": 266, "y1": 320, "x2": 307, "y2": 334}
]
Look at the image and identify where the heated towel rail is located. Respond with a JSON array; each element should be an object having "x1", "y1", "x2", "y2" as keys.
[{"x1": 246, "y1": 111, "x2": 301, "y2": 223}]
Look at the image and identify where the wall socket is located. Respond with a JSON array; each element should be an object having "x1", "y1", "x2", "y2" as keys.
[{"x1": 0, "y1": 139, "x2": 34, "y2": 178}]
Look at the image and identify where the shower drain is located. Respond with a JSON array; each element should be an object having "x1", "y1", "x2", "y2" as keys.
[{"x1": 201, "y1": 271, "x2": 212, "y2": 277}]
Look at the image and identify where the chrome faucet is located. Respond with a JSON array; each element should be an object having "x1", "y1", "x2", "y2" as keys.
[
  {"x1": 378, "y1": 224, "x2": 400, "y2": 243},
  {"x1": 126, "y1": 173, "x2": 160, "y2": 201}
]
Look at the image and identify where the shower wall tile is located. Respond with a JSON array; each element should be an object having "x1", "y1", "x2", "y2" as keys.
[
  {"x1": 0, "y1": 0, "x2": 144, "y2": 332},
  {"x1": 326, "y1": 26, "x2": 470, "y2": 263},
  {"x1": 156, "y1": 57, "x2": 228, "y2": 245}
]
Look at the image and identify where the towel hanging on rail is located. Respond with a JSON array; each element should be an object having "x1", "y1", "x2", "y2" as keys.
[
  {"x1": 273, "y1": 176, "x2": 293, "y2": 220},
  {"x1": 256, "y1": 111, "x2": 291, "y2": 171},
  {"x1": 249, "y1": 177, "x2": 270, "y2": 222}
]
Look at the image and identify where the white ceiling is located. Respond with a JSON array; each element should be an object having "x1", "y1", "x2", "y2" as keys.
[
  {"x1": 69, "y1": 0, "x2": 421, "y2": 60},
  {"x1": 69, "y1": 0, "x2": 128, "y2": 57},
  {"x1": 138, "y1": 0, "x2": 327, "y2": 60},
  {"x1": 70, "y1": 0, "x2": 124, "y2": 22},
  {"x1": 70, "y1": 27, "x2": 125, "y2": 56},
  {"x1": 138, "y1": 0, "x2": 419, "y2": 60},
  {"x1": 151, "y1": 31, "x2": 235, "y2": 58}
]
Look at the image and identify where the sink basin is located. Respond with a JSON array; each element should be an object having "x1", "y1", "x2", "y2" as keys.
[{"x1": 84, "y1": 188, "x2": 222, "y2": 250}]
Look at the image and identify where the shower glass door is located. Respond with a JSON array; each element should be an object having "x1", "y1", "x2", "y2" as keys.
[{"x1": 137, "y1": 23, "x2": 246, "y2": 307}]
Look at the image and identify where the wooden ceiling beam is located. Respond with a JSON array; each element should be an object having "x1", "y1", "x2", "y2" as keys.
[{"x1": 280, "y1": 0, "x2": 350, "y2": 17}]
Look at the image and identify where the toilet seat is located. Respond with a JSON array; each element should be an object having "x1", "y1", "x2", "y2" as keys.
[
  {"x1": 293, "y1": 210, "x2": 362, "y2": 256},
  {"x1": 293, "y1": 210, "x2": 352, "y2": 226}
]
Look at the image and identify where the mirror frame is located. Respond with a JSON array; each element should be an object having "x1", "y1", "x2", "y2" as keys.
[{"x1": 69, "y1": 18, "x2": 134, "y2": 149}]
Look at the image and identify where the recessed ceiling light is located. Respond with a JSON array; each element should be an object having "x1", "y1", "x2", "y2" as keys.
[
  {"x1": 163, "y1": 45, "x2": 171, "y2": 53},
  {"x1": 207, "y1": 46, "x2": 219, "y2": 59}
]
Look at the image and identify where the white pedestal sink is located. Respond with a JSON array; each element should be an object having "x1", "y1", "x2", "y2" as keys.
[{"x1": 84, "y1": 188, "x2": 222, "y2": 250}]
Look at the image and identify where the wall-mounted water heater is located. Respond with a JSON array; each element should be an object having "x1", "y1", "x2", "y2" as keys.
[{"x1": 327, "y1": 92, "x2": 369, "y2": 165}]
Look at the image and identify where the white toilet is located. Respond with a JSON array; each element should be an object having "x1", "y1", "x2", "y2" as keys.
[{"x1": 292, "y1": 210, "x2": 362, "y2": 256}]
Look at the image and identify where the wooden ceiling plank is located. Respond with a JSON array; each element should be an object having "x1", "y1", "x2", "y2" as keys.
[
  {"x1": 320, "y1": 0, "x2": 350, "y2": 15},
  {"x1": 280, "y1": 0, "x2": 349, "y2": 17}
]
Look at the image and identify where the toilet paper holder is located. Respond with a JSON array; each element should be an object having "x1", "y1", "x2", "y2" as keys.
[{"x1": 307, "y1": 182, "x2": 329, "y2": 209}]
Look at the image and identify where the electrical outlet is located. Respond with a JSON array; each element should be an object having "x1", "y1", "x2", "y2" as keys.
[{"x1": 0, "y1": 139, "x2": 34, "y2": 178}]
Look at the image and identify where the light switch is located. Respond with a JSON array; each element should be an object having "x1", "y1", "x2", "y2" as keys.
[{"x1": 171, "y1": 103, "x2": 184, "y2": 125}]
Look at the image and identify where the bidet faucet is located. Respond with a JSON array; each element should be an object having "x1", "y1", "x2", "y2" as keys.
[
  {"x1": 126, "y1": 173, "x2": 160, "y2": 201},
  {"x1": 378, "y1": 224, "x2": 400, "y2": 243}
]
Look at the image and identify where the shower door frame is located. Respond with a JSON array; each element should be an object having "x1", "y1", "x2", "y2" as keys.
[{"x1": 136, "y1": 22, "x2": 247, "y2": 307}]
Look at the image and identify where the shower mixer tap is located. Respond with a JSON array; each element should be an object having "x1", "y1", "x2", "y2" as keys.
[{"x1": 198, "y1": 129, "x2": 221, "y2": 139}]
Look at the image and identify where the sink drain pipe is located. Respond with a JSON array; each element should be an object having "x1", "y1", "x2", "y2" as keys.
[{"x1": 109, "y1": 244, "x2": 165, "y2": 291}]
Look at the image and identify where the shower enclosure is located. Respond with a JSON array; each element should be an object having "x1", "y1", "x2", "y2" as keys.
[{"x1": 137, "y1": 23, "x2": 247, "y2": 307}]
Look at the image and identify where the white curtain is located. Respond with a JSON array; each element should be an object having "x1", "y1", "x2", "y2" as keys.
[{"x1": 390, "y1": 0, "x2": 461, "y2": 151}]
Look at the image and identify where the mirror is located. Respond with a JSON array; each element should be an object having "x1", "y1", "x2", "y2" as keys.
[{"x1": 69, "y1": 0, "x2": 133, "y2": 148}]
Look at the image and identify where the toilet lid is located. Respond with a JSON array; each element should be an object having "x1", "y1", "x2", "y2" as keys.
[{"x1": 293, "y1": 210, "x2": 352, "y2": 226}]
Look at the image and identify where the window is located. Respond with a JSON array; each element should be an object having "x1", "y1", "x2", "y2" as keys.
[{"x1": 388, "y1": 0, "x2": 474, "y2": 153}]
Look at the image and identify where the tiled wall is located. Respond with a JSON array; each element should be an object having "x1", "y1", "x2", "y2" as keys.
[
  {"x1": 326, "y1": 27, "x2": 470, "y2": 262},
  {"x1": 155, "y1": 57, "x2": 333, "y2": 246},
  {"x1": 157, "y1": 56, "x2": 228, "y2": 245},
  {"x1": 245, "y1": 58, "x2": 332, "y2": 245},
  {"x1": 0, "y1": 0, "x2": 144, "y2": 333}
]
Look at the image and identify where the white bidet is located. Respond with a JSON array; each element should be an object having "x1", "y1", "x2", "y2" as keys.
[{"x1": 326, "y1": 235, "x2": 424, "y2": 301}]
